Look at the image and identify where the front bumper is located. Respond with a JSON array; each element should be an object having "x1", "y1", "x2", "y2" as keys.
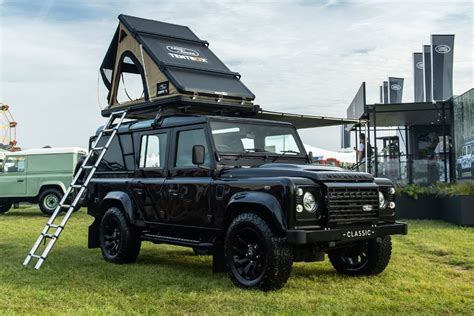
[{"x1": 286, "y1": 221, "x2": 407, "y2": 245}]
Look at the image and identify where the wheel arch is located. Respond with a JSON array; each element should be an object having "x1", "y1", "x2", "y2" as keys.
[
  {"x1": 38, "y1": 182, "x2": 66, "y2": 197},
  {"x1": 225, "y1": 192, "x2": 287, "y2": 233},
  {"x1": 100, "y1": 191, "x2": 134, "y2": 223}
]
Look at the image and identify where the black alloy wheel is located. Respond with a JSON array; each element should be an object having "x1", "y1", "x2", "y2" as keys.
[
  {"x1": 102, "y1": 215, "x2": 122, "y2": 257},
  {"x1": 225, "y1": 213, "x2": 293, "y2": 291},
  {"x1": 328, "y1": 236, "x2": 392, "y2": 276},
  {"x1": 229, "y1": 226, "x2": 267, "y2": 282},
  {"x1": 99, "y1": 207, "x2": 141, "y2": 264}
]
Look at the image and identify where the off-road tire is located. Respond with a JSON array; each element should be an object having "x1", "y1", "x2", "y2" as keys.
[
  {"x1": 225, "y1": 213, "x2": 293, "y2": 291},
  {"x1": 38, "y1": 188, "x2": 63, "y2": 216},
  {"x1": 0, "y1": 202, "x2": 12, "y2": 214},
  {"x1": 328, "y1": 236, "x2": 392, "y2": 276},
  {"x1": 100, "y1": 207, "x2": 141, "y2": 264}
]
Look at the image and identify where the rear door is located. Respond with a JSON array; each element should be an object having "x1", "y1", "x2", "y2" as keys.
[
  {"x1": 165, "y1": 124, "x2": 214, "y2": 228},
  {"x1": 130, "y1": 131, "x2": 169, "y2": 224},
  {"x1": 0, "y1": 155, "x2": 27, "y2": 197}
]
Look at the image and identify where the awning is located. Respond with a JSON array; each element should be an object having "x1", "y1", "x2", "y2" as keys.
[
  {"x1": 369, "y1": 101, "x2": 451, "y2": 127},
  {"x1": 255, "y1": 110, "x2": 362, "y2": 129}
]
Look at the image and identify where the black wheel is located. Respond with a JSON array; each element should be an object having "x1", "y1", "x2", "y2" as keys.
[
  {"x1": 100, "y1": 207, "x2": 141, "y2": 264},
  {"x1": 38, "y1": 188, "x2": 63, "y2": 215},
  {"x1": 0, "y1": 202, "x2": 12, "y2": 214},
  {"x1": 328, "y1": 236, "x2": 392, "y2": 276},
  {"x1": 192, "y1": 246, "x2": 212, "y2": 256},
  {"x1": 225, "y1": 213, "x2": 293, "y2": 291}
]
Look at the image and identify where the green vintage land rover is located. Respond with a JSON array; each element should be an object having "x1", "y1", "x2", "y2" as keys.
[{"x1": 0, "y1": 147, "x2": 86, "y2": 215}]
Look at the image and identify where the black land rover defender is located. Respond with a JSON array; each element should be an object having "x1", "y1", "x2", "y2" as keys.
[{"x1": 85, "y1": 114, "x2": 407, "y2": 291}]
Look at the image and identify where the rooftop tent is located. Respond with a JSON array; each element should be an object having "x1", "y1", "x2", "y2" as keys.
[{"x1": 100, "y1": 15, "x2": 255, "y2": 117}]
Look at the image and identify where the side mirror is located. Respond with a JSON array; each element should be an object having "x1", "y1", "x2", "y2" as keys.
[
  {"x1": 308, "y1": 151, "x2": 314, "y2": 164},
  {"x1": 192, "y1": 145, "x2": 206, "y2": 166}
]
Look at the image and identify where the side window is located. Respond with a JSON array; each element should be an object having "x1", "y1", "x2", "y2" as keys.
[
  {"x1": 3, "y1": 156, "x2": 26, "y2": 173},
  {"x1": 175, "y1": 129, "x2": 210, "y2": 168},
  {"x1": 139, "y1": 133, "x2": 168, "y2": 168}
]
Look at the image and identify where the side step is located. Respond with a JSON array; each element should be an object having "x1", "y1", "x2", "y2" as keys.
[{"x1": 142, "y1": 234, "x2": 213, "y2": 249}]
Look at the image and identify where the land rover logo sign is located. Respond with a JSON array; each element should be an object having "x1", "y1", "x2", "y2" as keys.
[
  {"x1": 391, "y1": 84, "x2": 402, "y2": 91},
  {"x1": 166, "y1": 45, "x2": 208, "y2": 63},
  {"x1": 416, "y1": 61, "x2": 424, "y2": 69},
  {"x1": 435, "y1": 45, "x2": 451, "y2": 54},
  {"x1": 166, "y1": 46, "x2": 199, "y2": 56}
]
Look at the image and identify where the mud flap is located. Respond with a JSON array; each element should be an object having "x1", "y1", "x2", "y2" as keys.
[
  {"x1": 88, "y1": 218, "x2": 101, "y2": 248},
  {"x1": 212, "y1": 244, "x2": 226, "y2": 273}
]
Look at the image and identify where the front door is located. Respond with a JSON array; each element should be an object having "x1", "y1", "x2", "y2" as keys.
[
  {"x1": 130, "y1": 131, "x2": 169, "y2": 224},
  {"x1": 165, "y1": 125, "x2": 213, "y2": 228},
  {"x1": 0, "y1": 155, "x2": 27, "y2": 197}
]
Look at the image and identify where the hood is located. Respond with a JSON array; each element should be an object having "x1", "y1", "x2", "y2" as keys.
[{"x1": 220, "y1": 163, "x2": 374, "y2": 183}]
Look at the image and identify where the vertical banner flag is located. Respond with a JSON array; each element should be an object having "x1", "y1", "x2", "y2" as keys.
[
  {"x1": 379, "y1": 86, "x2": 383, "y2": 103},
  {"x1": 383, "y1": 81, "x2": 389, "y2": 104},
  {"x1": 388, "y1": 77, "x2": 404, "y2": 103},
  {"x1": 431, "y1": 34, "x2": 455, "y2": 101},
  {"x1": 413, "y1": 52, "x2": 424, "y2": 102},
  {"x1": 423, "y1": 45, "x2": 432, "y2": 102}
]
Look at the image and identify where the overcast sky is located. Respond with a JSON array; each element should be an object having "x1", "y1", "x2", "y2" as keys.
[{"x1": 1, "y1": 0, "x2": 472, "y2": 151}]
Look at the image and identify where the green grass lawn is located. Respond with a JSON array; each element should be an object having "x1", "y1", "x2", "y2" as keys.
[{"x1": 1, "y1": 206, "x2": 473, "y2": 315}]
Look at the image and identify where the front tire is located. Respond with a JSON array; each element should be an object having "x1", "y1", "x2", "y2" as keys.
[
  {"x1": 0, "y1": 202, "x2": 12, "y2": 214},
  {"x1": 38, "y1": 188, "x2": 63, "y2": 215},
  {"x1": 100, "y1": 207, "x2": 141, "y2": 264},
  {"x1": 328, "y1": 236, "x2": 392, "y2": 276},
  {"x1": 225, "y1": 213, "x2": 293, "y2": 291}
]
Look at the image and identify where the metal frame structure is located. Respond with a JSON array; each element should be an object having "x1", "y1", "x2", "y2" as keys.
[{"x1": 350, "y1": 100, "x2": 454, "y2": 184}]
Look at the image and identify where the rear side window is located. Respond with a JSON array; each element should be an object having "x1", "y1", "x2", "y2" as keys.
[{"x1": 139, "y1": 133, "x2": 168, "y2": 168}]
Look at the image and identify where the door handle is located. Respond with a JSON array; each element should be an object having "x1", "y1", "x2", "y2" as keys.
[
  {"x1": 168, "y1": 189, "x2": 179, "y2": 196},
  {"x1": 17, "y1": 179, "x2": 24, "y2": 183}
]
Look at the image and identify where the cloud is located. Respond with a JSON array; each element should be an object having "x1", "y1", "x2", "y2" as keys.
[{"x1": 0, "y1": 0, "x2": 472, "y2": 151}]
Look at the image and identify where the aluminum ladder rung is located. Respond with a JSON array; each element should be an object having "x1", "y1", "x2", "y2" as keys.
[
  {"x1": 23, "y1": 109, "x2": 129, "y2": 269},
  {"x1": 47, "y1": 224, "x2": 63, "y2": 229},
  {"x1": 41, "y1": 233, "x2": 56, "y2": 239}
]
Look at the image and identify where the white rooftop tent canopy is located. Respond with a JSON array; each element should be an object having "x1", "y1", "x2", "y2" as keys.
[{"x1": 100, "y1": 15, "x2": 256, "y2": 117}]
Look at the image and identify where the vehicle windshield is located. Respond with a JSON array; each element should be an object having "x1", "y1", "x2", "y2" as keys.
[{"x1": 210, "y1": 120, "x2": 305, "y2": 156}]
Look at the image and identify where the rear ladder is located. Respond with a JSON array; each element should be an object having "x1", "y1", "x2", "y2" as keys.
[{"x1": 23, "y1": 110, "x2": 128, "y2": 269}]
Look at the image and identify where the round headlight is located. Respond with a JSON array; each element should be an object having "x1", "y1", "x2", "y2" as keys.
[
  {"x1": 378, "y1": 191, "x2": 386, "y2": 209},
  {"x1": 389, "y1": 187, "x2": 396, "y2": 195},
  {"x1": 296, "y1": 205, "x2": 304, "y2": 213},
  {"x1": 303, "y1": 192, "x2": 317, "y2": 213},
  {"x1": 296, "y1": 188, "x2": 304, "y2": 196}
]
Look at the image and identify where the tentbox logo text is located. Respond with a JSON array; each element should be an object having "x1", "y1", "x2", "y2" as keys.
[
  {"x1": 391, "y1": 84, "x2": 401, "y2": 91},
  {"x1": 166, "y1": 46, "x2": 208, "y2": 63},
  {"x1": 434, "y1": 45, "x2": 451, "y2": 54}
]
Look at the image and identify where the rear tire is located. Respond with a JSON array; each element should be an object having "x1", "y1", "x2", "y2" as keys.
[
  {"x1": 225, "y1": 213, "x2": 293, "y2": 291},
  {"x1": 328, "y1": 236, "x2": 392, "y2": 276},
  {"x1": 38, "y1": 188, "x2": 63, "y2": 216},
  {"x1": 0, "y1": 202, "x2": 12, "y2": 214},
  {"x1": 100, "y1": 207, "x2": 141, "y2": 264}
]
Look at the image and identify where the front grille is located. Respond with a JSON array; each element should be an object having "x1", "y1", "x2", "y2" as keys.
[{"x1": 326, "y1": 187, "x2": 379, "y2": 225}]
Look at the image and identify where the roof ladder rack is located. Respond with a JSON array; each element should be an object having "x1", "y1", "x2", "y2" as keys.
[{"x1": 22, "y1": 110, "x2": 128, "y2": 270}]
